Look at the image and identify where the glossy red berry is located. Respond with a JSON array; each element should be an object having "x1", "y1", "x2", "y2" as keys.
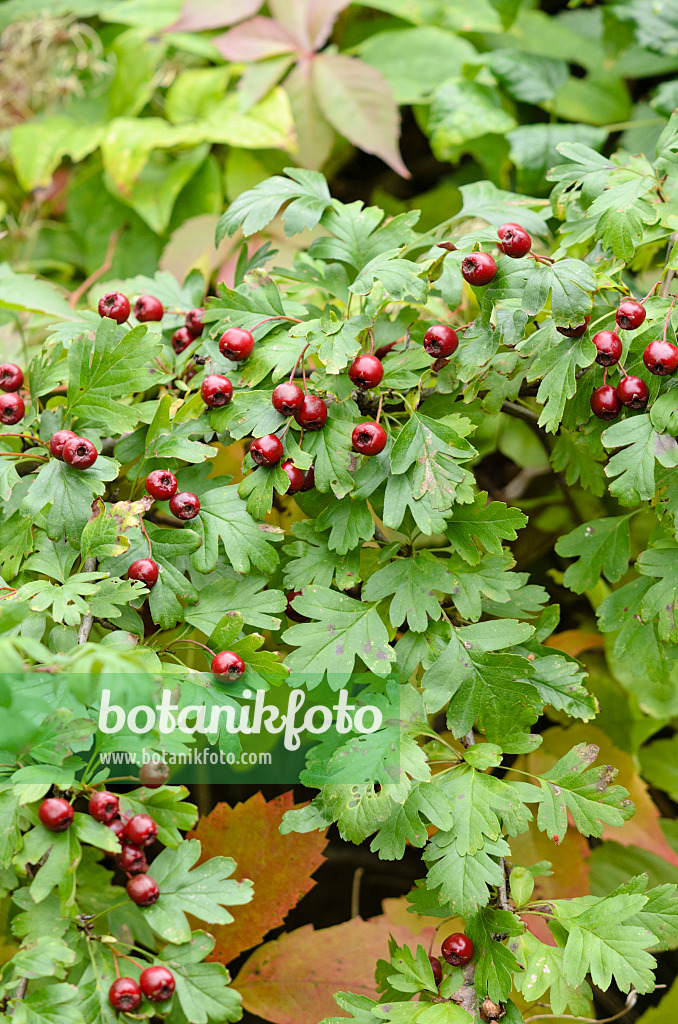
[
  {"x1": 117, "y1": 843, "x2": 148, "y2": 875},
  {"x1": 590, "y1": 384, "x2": 621, "y2": 420},
  {"x1": 429, "y1": 955, "x2": 443, "y2": 987},
  {"x1": 169, "y1": 491, "x2": 200, "y2": 520},
  {"x1": 109, "y1": 977, "x2": 142, "y2": 1012},
  {"x1": 352, "y1": 422, "x2": 387, "y2": 456},
  {"x1": 62, "y1": 436, "x2": 98, "y2": 469},
  {"x1": 348, "y1": 354, "x2": 384, "y2": 390},
  {"x1": 139, "y1": 760, "x2": 170, "y2": 788},
  {"x1": 48, "y1": 430, "x2": 77, "y2": 460},
  {"x1": 89, "y1": 791, "x2": 119, "y2": 823},
  {"x1": 39, "y1": 797, "x2": 74, "y2": 832},
  {"x1": 272, "y1": 382, "x2": 305, "y2": 415},
  {"x1": 250, "y1": 434, "x2": 284, "y2": 466},
  {"x1": 592, "y1": 330, "x2": 622, "y2": 366},
  {"x1": 497, "y1": 223, "x2": 531, "y2": 258},
  {"x1": 441, "y1": 933, "x2": 474, "y2": 967},
  {"x1": 171, "y1": 327, "x2": 193, "y2": 354},
  {"x1": 108, "y1": 818, "x2": 126, "y2": 840},
  {"x1": 0, "y1": 363, "x2": 23, "y2": 392},
  {"x1": 134, "y1": 295, "x2": 164, "y2": 322},
  {"x1": 281, "y1": 460, "x2": 305, "y2": 494},
  {"x1": 461, "y1": 252, "x2": 497, "y2": 286},
  {"x1": 294, "y1": 395, "x2": 327, "y2": 431},
  {"x1": 285, "y1": 590, "x2": 308, "y2": 623},
  {"x1": 0, "y1": 393, "x2": 25, "y2": 425},
  {"x1": 123, "y1": 813, "x2": 157, "y2": 848},
  {"x1": 557, "y1": 315, "x2": 590, "y2": 338},
  {"x1": 201, "y1": 374, "x2": 233, "y2": 408},
  {"x1": 643, "y1": 339, "x2": 678, "y2": 375},
  {"x1": 126, "y1": 873, "x2": 159, "y2": 906},
  {"x1": 301, "y1": 465, "x2": 315, "y2": 491},
  {"x1": 145, "y1": 470, "x2": 177, "y2": 500},
  {"x1": 616, "y1": 298, "x2": 646, "y2": 331},
  {"x1": 211, "y1": 650, "x2": 246, "y2": 681},
  {"x1": 98, "y1": 291, "x2": 130, "y2": 324},
  {"x1": 219, "y1": 327, "x2": 254, "y2": 361},
  {"x1": 423, "y1": 324, "x2": 458, "y2": 358},
  {"x1": 139, "y1": 966, "x2": 175, "y2": 1003},
  {"x1": 617, "y1": 375, "x2": 649, "y2": 409},
  {"x1": 185, "y1": 308, "x2": 205, "y2": 337},
  {"x1": 128, "y1": 559, "x2": 159, "y2": 587}
]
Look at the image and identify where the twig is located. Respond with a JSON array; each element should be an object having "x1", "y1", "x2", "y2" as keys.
[
  {"x1": 69, "y1": 228, "x2": 122, "y2": 309},
  {"x1": 461, "y1": 730, "x2": 475, "y2": 748},
  {"x1": 77, "y1": 558, "x2": 97, "y2": 644},
  {"x1": 350, "y1": 867, "x2": 364, "y2": 918},
  {"x1": 497, "y1": 858, "x2": 510, "y2": 912},
  {"x1": 524, "y1": 993, "x2": 637, "y2": 1024},
  {"x1": 501, "y1": 401, "x2": 540, "y2": 426}
]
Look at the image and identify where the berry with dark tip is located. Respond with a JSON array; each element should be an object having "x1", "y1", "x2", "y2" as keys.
[
  {"x1": 211, "y1": 650, "x2": 245, "y2": 681},
  {"x1": 0, "y1": 393, "x2": 25, "y2": 425},
  {"x1": 185, "y1": 308, "x2": 205, "y2": 337},
  {"x1": 139, "y1": 761, "x2": 170, "y2": 788},
  {"x1": 497, "y1": 223, "x2": 531, "y2": 258},
  {"x1": 89, "y1": 791, "x2": 119, "y2": 823},
  {"x1": 250, "y1": 433, "x2": 284, "y2": 466},
  {"x1": 169, "y1": 491, "x2": 200, "y2": 520},
  {"x1": 441, "y1": 933, "x2": 474, "y2": 967},
  {"x1": 0, "y1": 363, "x2": 23, "y2": 392},
  {"x1": 62, "y1": 436, "x2": 98, "y2": 469},
  {"x1": 616, "y1": 298, "x2": 646, "y2": 331},
  {"x1": 128, "y1": 559, "x2": 159, "y2": 587},
  {"x1": 461, "y1": 252, "x2": 497, "y2": 286},
  {"x1": 557, "y1": 315, "x2": 590, "y2": 338},
  {"x1": 294, "y1": 395, "x2": 327, "y2": 431},
  {"x1": 429, "y1": 955, "x2": 443, "y2": 987},
  {"x1": 48, "y1": 430, "x2": 77, "y2": 460},
  {"x1": 592, "y1": 330, "x2": 622, "y2": 366},
  {"x1": 109, "y1": 977, "x2": 142, "y2": 1012},
  {"x1": 139, "y1": 966, "x2": 175, "y2": 1003},
  {"x1": 423, "y1": 324, "x2": 458, "y2": 358},
  {"x1": 39, "y1": 797, "x2": 74, "y2": 832},
  {"x1": 123, "y1": 813, "x2": 157, "y2": 848},
  {"x1": 301, "y1": 465, "x2": 315, "y2": 491},
  {"x1": 272, "y1": 382, "x2": 305, "y2": 415},
  {"x1": 643, "y1": 339, "x2": 678, "y2": 375},
  {"x1": 145, "y1": 470, "x2": 177, "y2": 500},
  {"x1": 590, "y1": 384, "x2": 621, "y2": 420},
  {"x1": 98, "y1": 291, "x2": 130, "y2": 324},
  {"x1": 219, "y1": 327, "x2": 254, "y2": 361},
  {"x1": 352, "y1": 422, "x2": 387, "y2": 456},
  {"x1": 201, "y1": 374, "x2": 233, "y2": 408},
  {"x1": 134, "y1": 295, "x2": 164, "y2": 322},
  {"x1": 281, "y1": 460, "x2": 304, "y2": 494},
  {"x1": 348, "y1": 353, "x2": 384, "y2": 390},
  {"x1": 117, "y1": 843, "x2": 148, "y2": 875},
  {"x1": 285, "y1": 590, "x2": 308, "y2": 623},
  {"x1": 616, "y1": 375, "x2": 649, "y2": 409},
  {"x1": 172, "y1": 327, "x2": 193, "y2": 354},
  {"x1": 126, "y1": 874, "x2": 159, "y2": 906}
]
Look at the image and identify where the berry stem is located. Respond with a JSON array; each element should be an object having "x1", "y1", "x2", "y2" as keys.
[
  {"x1": 375, "y1": 393, "x2": 384, "y2": 425},
  {"x1": 162, "y1": 639, "x2": 215, "y2": 664},
  {"x1": 252, "y1": 315, "x2": 302, "y2": 330},
  {"x1": 69, "y1": 227, "x2": 121, "y2": 309},
  {"x1": 662, "y1": 295, "x2": 677, "y2": 345},
  {"x1": 641, "y1": 281, "x2": 660, "y2": 304},
  {"x1": 528, "y1": 252, "x2": 555, "y2": 265},
  {"x1": 0, "y1": 432, "x2": 47, "y2": 446},
  {"x1": 0, "y1": 452, "x2": 48, "y2": 463},
  {"x1": 368, "y1": 329, "x2": 375, "y2": 355},
  {"x1": 139, "y1": 518, "x2": 153, "y2": 560},
  {"x1": 288, "y1": 344, "x2": 310, "y2": 384},
  {"x1": 603, "y1": 367, "x2": 608, "y2": 386}
]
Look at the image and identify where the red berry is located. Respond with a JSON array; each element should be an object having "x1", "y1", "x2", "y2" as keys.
[
  {"x1": 128, "y1": 558, "x2": 159, "y2": 587},
  {"x1": 423, "y1": 324, "x2": 458, "y2": 358},
  {"x1": 590, "y1": 384, "x2": 621, "y2": 420},
  {"x1": 134, "y1": 295, "x2": 164, "y2": 322},
  {"x1": 48, "y1": 430, "x2": 77, "y2": 460},
  {"x1": 497, "y1": 223, "x2": 531, "y2": 258},
  {"x1": 185, "y1": 308, "x2": 205, "y2": 337},
  {"x1": 441, "y1": 933, "x2": 474, "y2": 967},
  {"x1": 0, "y1": 393, "x2": 25, "y2": 425},
  {"x1": 285, "y1": 590, "x2": 308, "y2": 623},
  {"x1": 0, "y1": 363, "x2": 23, "y2": 392},
  {"x1": 211, "y1": 650, "x2": 246, "y2": 681},
  {"x1": 643, "y1": 339, "x2": 678, "y2": 375},
  {"x1": 219, "y1": 327, "x2": 254, "y2": 361},
  {"x1": 429, "y1": 955, "x2": 443, "y2": 987},
  {"x1": 145, "y1": 470, "x2": 177, "y2": 500},
  {"x1": 89, "y1": 791, "x2": 119, "y2": 823},
  {"x1": 139, "y1": 966, "x2": 175, "y2": 1003},
  {"x1": 62, "y1": 436, "x2": 98, "y2": 469},
  {"x1": 557, "y1": 315, "x2": 590, "y2": 338},
  {"x1": 294, "y1": 395, "x2": 327, "y2": 431},
  {"x1": 301, "y1": 465, "x2": 315, "y2": 491},
  {"x1": 281, "y1": 460, "x2": 305, "y2": 494},
  {"x1": 592, "y1": 330, "x2": 622, "y2": 366},
  {"x1": 98, "y1": 291, "x2": 130, "y2": 324},
  {"x1": 348, "y1": 353, "x2": 384, "y2": 390},
  {"x1": 123, "y1": 813, "x2": 157, "y2": 848},
  {"x1": 169, "y1": 491, "x2": 200, "y2": 520},
  {"x1": 126, "y1": 873, "x2": 159, "y2": 906},
  {"x1": 39, "y1": 797, "x2": 74, "y2": 832},
  {"x1": 352, "y1": 422, "x2": 387, "y2": 456},
  {"x1": 172, "y1": 327, "x2": 193, "y2": 354},
  {"x1": 272, "y1": 382, "x2": 305, "y2": 415},
  {"x1": 201, "y1": 374, "x2": 233, "y2": 408},
  {"x1": 374, "y1": 341, "x2": 397, "y2": 360},
  {"x1": 108, "y1": 818, "x2": 126, "y2": 840},
  {"x1": 139, "y1": 760, "x2": 170, "y2": 788},
  {"x1": 461, "y1": 252, "x2": 497, "y2": 286},
  {"x1": 109, "y1": 977, "x2": 142, "y2": 1012},
  {"x1": 616, "y1": 299, "x2": 646, "y2": 331},
  {"x1": 250, "y1": 434, "x2": 284, "y2": 466},
  {"x1": 617, "y1": 376, "x2": 649, "y2": 409},
  {"x1": 117, "y1": 843, "x2": 148, "y2": 875}
]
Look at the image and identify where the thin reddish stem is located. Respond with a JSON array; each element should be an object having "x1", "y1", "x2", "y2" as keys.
[
  {"x1": 252, "y1": 315, "x2": 302, "y2": 331},
  {"x1": 375, "y1": 393, "x2": 384, "y2": 425},
  {"x1": 368, "y1": 329, "x2": 375, "y2": 355},
  {"x1": 69, "y1": 227, "x2": 121, "y2": 309},
  {"x1": 139, "y1": 518, "x2": 153, "y2": 560},
  {"x1": 164, "y1": 638, "x2": 215, "y2": 658},
  {"x1": 662, "y1": 295, "x2": 677, "y2": 345},
  {"x1": 641, "y1": 280, "x2": 661, "y2": 304},
  {"x1": 0, "y1": 432, "x2": 46, "y2": 447},
  {"x1": 603, "y1": 367, "x2": 608, "y2": 386},
  {"x1": 288, "y1": 344, "x2": 310, "y2": 384}
]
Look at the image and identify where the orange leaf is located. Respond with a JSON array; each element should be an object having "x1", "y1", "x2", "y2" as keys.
[
  {"x1": 189, "y1": 792, "x2": 329, "y2": 963},
  {"x1": 544, "y1": 630, "x2": 602, "y2": 658}
]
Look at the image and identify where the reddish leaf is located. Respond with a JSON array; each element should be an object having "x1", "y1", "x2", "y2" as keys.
[
  {"x1": 306, "y1": 0, "x2": 352, "y2": 49},
  {"x1": 167, "y1": 0, "x2": 263, "y2": 32},
  {"x1": 189, "y1": 792, "x2": 328, "y2": 963},
  {"x1": 215, "y1": 17, "x2": 301, "y2": 62},
  {"x1": 544, "y1": 629, "x2": 602, "y2": 658},
  {"x1": 284, "y1": 59, "x2": 336, "y2": 170}
]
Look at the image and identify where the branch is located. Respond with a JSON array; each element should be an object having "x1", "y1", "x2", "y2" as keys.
[
  {"x1": 497, "y1": 858, "x2": 510, "y2": 912},
  {"x1": 77, "y1": 558, "x2": 97, "y2": 644},
  {"x1": 524, "y1": 990, "x2": 637, "y2": 1024},
  {"x1": 70, "y1": 228, "x2": 122, "y2": 309},
  {"x1": 501, "y1": 401, "x2": 540, "y2": 426}
]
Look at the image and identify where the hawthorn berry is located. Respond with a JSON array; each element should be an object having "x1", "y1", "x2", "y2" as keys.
[
  {"x1": 557, "y1": 315, "x2": 590, "y2": 338},
  {"x1": 250, "y1": 434, "x2": 284, "y2": 466},
  {"x1": 423, "y1": 324, "x2": 458, "y2": 358},
  {"x1": 109, "y1": 977, "x2": 142, "y2": 1013},
  {"x1": 211, "y1": 650, "x2": 246, "y2": 681},
  {"x1": 374, "y1": 341, "x2": 397, "y2": 360},
  {"x1": 117, "y1": 843, "x2": 148, "y2": 875},
  {"x1": 62, "y1": 436, "x2": 98, "y2": 469},
  {"x1": 139, "y1": 760, "x2": 170, "y2": 788},
  {"x1": 616, "y1": 298, "x2": 646, "y2": 331},
  {"x1": 441, "y1": 932, "x2": 474, "y2": 967},
  {"x1": 461, "y1": 252, "x2": 497, "y2": 286},
  {"x1": 89, "y1": 790, "x2": 119, "y2": 823},
  {"x1": 592, "y1": 330, "x2": 622, "y2": 366},
  {"x1": 39, "y1": 797, "x2": 74, "y2": 832},
  {"x1": 128, "y1": 559, "x2": 159, "y2": 587},
  {"x1": 219, "y1": 327, "x2": 254, "y2": 361},
  {"x1": 643, "y1": 339, "x2": 678, "y2": 375},
  {"x1": 108, "y1": 819, "x2": 126, "y2": 840},
  {"x1": 429, "y1": 955, "x2": 443, "y2": 987},
  {"x1": 0, "y1": 363, "x2": 23, "y2": 392},
  {"x1": 48, "y1": 429, "x2": 77, "y2": 460},
  {"x1": 0, "y1": 393, "x2": 25, "y2": 425},
  {"x1": 123, "y1": 813, "x2": 158, "y2": 847},
  {"x1": 301, "y1": 465, "x2": 315, "y2": 491},
  {"x1": 145, "y1": 470, "x2": 177, "y2": 500},
  {"x1": 185, "y1": 308, "x2": 205, "y2": 337},
  {"x1": 98, "y1": 291, "x2": 130, "y2": 324},
  {"x1": 281, "y1": 460, "x2": 305, "y2": 494},
  {"x1": 348, "y1": 353, "x2": 384, "y2": 390},
  {"x1": 134, "y1": 295, "x2": 164, "y2": 322},
  {"x1": 172, "y1": 327, "x2": 193, "y2": 354},
  {"x1": 201, "y1": 374, "x2": 233, "y2": 408},
  {"x1": 294, "y1": 395, "x2": 327, "y2": 431},
  {"x1": 352, "y1": 422, "x2": 387, "y2": 456},
  {"x1": 169, "y1": 491, "x2": 200, "y2": 520},
  {"x1": 126, "y1": 874, "x2": 160, "y2": 906},
  {"x1": 139, "y1": 966, "x2": 175, "y2": 1003},
  {"x1": 285, "y1": 590, "x2": 308, "y2": 623},
  {"x1": 590, "y1": 384, "x2": 621, "y2": 420},
  {"x1": 617, "y1": 375, "x2": 649, "y2": 409},
  {"x1": 497, "y1": 223, "x2": 531, "y2": 258},
  {"x1": 272, "y1": 382, "x2": 305, "y2": 415}
]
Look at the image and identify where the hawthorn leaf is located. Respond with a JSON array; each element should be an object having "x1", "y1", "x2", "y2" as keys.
[
  {"x1": 536, "y1": 742, "x2": 633, "y2": 841},
  {"x1": 424, "y1": 834, "x2": 510, "y2": 917},
  {"x1": 603, "y1": 414, "x2": 678, "y2": 504},
  {"x1": 283, "y1": 522, "x2": 361, "y2": 591},
  {"x1": 555, "y1": 515, "x2": 633, "y2": 593},
  {"x1": 216, "y1": 166, "x2": 331, "y2": 240},
  {"x1": 190, "y1": 484, "x2": 284, "y2": 574},
  {"x1": 362, "y1": 553, "x2": 458, "y2": 632},
  {"x1": 445, "y1": 494, "x2": 527, "y2": 565},
  {"x1": 510, "y1": 932, "x2": 593, "y2": 1017},
  {"x1": 186, "y1": 569, "x2": 286, "y2": 632},
  {"x1": 315, "y1": 498, "x2": 375, "y2": 555}
]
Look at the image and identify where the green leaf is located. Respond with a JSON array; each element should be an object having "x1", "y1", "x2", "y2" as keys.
[
  {"x1": 489, "y1": 49, "x2": 568, "y2": 105},
  {"x1": 438, "y1": 765, "x2": 531, "y2": 856},
  {"x1": 428, "y1": 78, "x2": 516, "y2": 156},
  {"x1": 635, "y1": 543, "x2": 678, "y2": 642},
  {"x1": 216, "y1": 166, "x2": 331, "y2": 241},
  {"x1": 349, "y1": 249, "x2": 428, "y2": 303},
  {"x1": 290, "y1": 315, "x2": 371, "y2": 374},
  {"x1": 444, "y1": 494, "x2": 527, "y2": 565},
  {"x1": 211, "y1": 389, "x2": 286, "y2": 440},
  {"x1": 597, "y1": 576, "x2": 676, "y2": 684},
  {"x1": 362, "y1": 553, "x2": 457, "y2": 631},
  {"x1": 315, "y1": 498, "x2": 375, "y2": 555},
  {"x1": 536, "y1": 742, "x2": 633, "y2": 841},
  {"x1": 390, "y1": 413, "x2": 475, "y2": 511},
  {"x1": 160, "y1": 932, "x2": 242, "y2": 1024},
  {"x1": 424, "y1": 834, "x2": 510, "y2": 917},
  {"x1": 119, "y1": 786, "x2": 198, "y2": 849},
  {"x1": 283, "y1": 522, "x2": 361, "y2": 592},
  {"x1": 12, "y1": 983, "x2": 81, "y2": 1024},
  {"x1": 185, "y1": 568, "x2": 286, "y2": 632},
  {"x1": 301, "y1": 411, "x2": 355, "y2": 499},
  {"x1": 355, "y1": 27, "x2": 478, "y2": 105},
  {"x1": 190, "y1": 483, "x2": 284, "y2": 575},
  {"x1": 80, "y1": 497, "x2": 154, "y2": 561},
  {"x1": 555, "y1": 515, "x2": 632, "y2": 593},
  {"x1": 510, "y1": 932, "x2": 593, "y2": 1016},
  {"x1": 521, "y1": 326, "x2": 596, "y2": 433},
  {"x1": 238, "y1": 463, "x2": 290, "y2": 519},
  {"x1": 0, "y1": 267, "x2": 74, "y2": 319},
  {"x1": 466, "y1": 907, "x2": 523, "y2": 1002},
  {"x1": 602, "y1": 414, "x2": 678, "y2": 504},
  {"x1": 370, "y1": 782, "x2": 455, "y2": 860}
]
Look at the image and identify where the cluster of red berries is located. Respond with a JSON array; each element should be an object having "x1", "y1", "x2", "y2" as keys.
[
  {"x1": 458, "y1": 222, "x2": 532, "y2": 289},
  {"x1": 426, "y1": 932, "x2": 474, "y2": 989},
  {"x1": 49, "y1": 429, "x2": 98, "y2": 468},
  {"x1": 97, "y1": 289, "x2": 207, "y2": 359},
  {"x1": 0, "y1": 362, "x2": 26, "y2": 425},
  {"x1": 124, "y1": 470, "x2": 203, "y2": 588}
]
